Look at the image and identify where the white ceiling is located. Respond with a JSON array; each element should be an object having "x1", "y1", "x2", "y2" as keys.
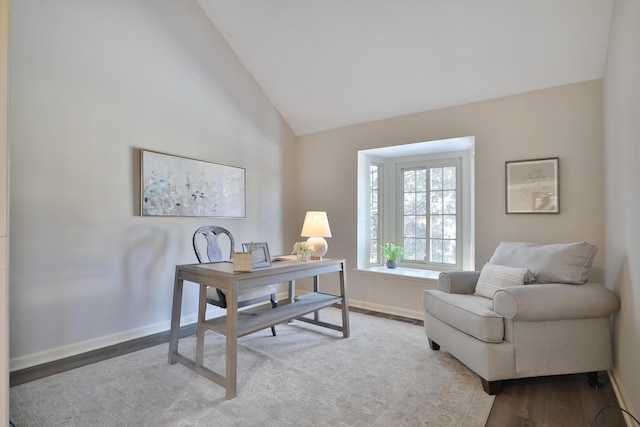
[{"x1": 197, "y1": 0, "x2": 614, "y2": 136}]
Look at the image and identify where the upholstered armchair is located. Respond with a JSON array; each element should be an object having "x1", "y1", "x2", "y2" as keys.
[{"x1": 422, "y1": 241, "x2": 620, "y2": 394}]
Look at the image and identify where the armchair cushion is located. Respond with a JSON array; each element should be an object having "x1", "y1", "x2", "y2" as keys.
[
  {"x1": 474, "y1": 264, "x2": 529, "y2": 298},
  {"x1": 488, "y1": 241, "x2": 598, "y2": 284},
  {"x1": 423, "y1": 291, "x2": 504, "y2": 343}
]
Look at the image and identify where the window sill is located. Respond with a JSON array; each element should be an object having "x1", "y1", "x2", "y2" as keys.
[{"x1": 354, "y1": 266, "x2": 440, "y2": 282}]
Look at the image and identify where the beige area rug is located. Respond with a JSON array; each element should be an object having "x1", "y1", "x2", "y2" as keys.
[{"x1": 10, "y1": 308, "x2": 494, "y2": 426}]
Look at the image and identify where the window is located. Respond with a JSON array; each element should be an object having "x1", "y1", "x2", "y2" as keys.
[
  {"x1": 401, "y1": 160, "x2": 460, "y2": 268},
  {"x1": 357, "y1": 137, "x2": 474, "y2": 273},
  {"x1": 369, "y1": 163, "x2": 381, "y2": 264}
]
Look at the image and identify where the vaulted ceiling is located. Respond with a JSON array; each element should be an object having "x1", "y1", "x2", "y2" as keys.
[{"x1": 197, "y1": 0, "x2": 614, "y2": 136}]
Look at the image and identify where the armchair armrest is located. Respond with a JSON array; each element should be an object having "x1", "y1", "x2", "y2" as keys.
[
  {"x1": 438, "y1": 271, "x2": 481, "y2": 294},
  {"x1": 493, "y1": 282, "x2": 620, "y2": 321}
]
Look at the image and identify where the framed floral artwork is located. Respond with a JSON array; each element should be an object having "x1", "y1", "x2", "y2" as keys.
[
  {"x1": 505, "y1": 157, "x2": 559, "y2": 214},
  {"x1": 141, "y1": 150, "x2": 246, "y2": 217}
]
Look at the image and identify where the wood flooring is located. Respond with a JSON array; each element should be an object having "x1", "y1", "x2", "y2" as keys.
[
  {"x1": 485, "y1": 373, "x2": 628, "y2": 426},
  {"x1": 10, "y1": 307, "x2": 628, "y2": 426}
]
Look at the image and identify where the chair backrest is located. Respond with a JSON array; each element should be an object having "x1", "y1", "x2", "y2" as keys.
[{"x1": 193, "y1": 226, "x2": 235, "y2": 263}]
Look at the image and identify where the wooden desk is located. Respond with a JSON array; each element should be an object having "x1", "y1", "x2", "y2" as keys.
[{"x1": 167, "y1": 258, "x2": 349, "y2": 399}]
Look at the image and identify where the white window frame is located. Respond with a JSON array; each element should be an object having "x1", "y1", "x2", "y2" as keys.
[
  {"x1": 396, "y1": 157, "x2": 462, "y2": 269},
  {"x1": 369, "y1": 162, "x2": 383, "y2": 265},
  {"x1": 357, "y1": 137, "x2": 474, "y2": 273}
]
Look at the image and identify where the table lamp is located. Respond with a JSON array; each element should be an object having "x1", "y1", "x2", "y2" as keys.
[{"x1": 300, "y1": 211, "x2": 332, "y2": 260}]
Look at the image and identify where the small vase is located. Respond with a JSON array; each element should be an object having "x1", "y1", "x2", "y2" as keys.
[
  {"x1": 297, "y1": 252, "x2": 310, "y2": 262},
  {"x1": 386, "y1": 259, "x2": 398, "y2": 269}
]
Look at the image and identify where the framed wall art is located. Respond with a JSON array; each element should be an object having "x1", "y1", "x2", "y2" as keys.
[
  {"x1": 505, "y1": 157, "x2": 559, "y2": 214},
  {"x1": 141, "y1": 150, "x2": 246, "y2": 217}
]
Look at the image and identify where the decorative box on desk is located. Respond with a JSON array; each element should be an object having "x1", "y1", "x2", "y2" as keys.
[{"x1": 232, "y1": 253, "x2": 253, "y2": 272}]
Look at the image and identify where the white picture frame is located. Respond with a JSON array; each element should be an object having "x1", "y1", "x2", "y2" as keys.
[
  {"x1": 242, "y1": 242, "x2": 272, "y2": 268},
  {"x1": 506, "y1": 157, "x2": 559, "y2": 214}
]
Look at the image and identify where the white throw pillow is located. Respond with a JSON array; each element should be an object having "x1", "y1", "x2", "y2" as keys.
[{"x1": 474, "y1": 264, "x2": 529, "y2": 299}]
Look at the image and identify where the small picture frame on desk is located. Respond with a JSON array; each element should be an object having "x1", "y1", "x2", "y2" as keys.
[{"x1": 242, "y1": 242, "x2": 272, "y2": 268}]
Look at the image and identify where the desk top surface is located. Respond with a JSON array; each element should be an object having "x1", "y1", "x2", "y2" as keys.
[{"x1": 176, "y1": 257, "x2": 345, "y2": 280}]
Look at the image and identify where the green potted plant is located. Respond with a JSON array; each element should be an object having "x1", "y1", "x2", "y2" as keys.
[{"x1": 380, "y1": 243, "x2": 404, "y2": 269}]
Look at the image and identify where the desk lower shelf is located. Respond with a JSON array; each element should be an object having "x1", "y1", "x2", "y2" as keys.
[{"x1": 203, "y1": 292, "x2": 343, "y2": 337}]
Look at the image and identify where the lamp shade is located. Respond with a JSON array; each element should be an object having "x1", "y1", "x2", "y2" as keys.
[{"x1": 300, "y1": 211, "x2": 332, "y2": 238}]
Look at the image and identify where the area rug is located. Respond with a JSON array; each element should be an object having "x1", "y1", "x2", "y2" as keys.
[{"x1": 10, "y1": 308, "x2": 494, "y2": 426}]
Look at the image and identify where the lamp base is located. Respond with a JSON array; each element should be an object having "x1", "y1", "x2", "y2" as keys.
[{"x1": 306, "y1": 237, "x2": 328, "y2": 260}]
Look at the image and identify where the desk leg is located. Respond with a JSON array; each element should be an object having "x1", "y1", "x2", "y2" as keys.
[
  {"x1": 195, "y1": 284, "x2": 207, "y2": 369},
  {"x1": 168, "y1": 268, "x2": 183, "y2": 364},
  {"x1": 288, "y1": 280, "x2": 295, "y2": 304},
  {"x1": 313, "y1": 276, "x2": 320, "y2": 322},
  {"x1": 225, "y1": 283, "x2": 238, "y2": 399},
  {"x1": 287, "y1": 280, "x2": 296, "y2": 324},
  {"x1": 339, "y1": 263, "x2": 350, "y2": 338}
]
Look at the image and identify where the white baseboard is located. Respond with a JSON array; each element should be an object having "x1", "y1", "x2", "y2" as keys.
[
  {"x1": 347, "y1": 298, "x2": 424, "y2": 320},
  {"x1": 9, "y1": 308, "x2": 223, "y2": 372},
  {"x1": 608, "y1": 368, "x2": 639, "y2": 427}
]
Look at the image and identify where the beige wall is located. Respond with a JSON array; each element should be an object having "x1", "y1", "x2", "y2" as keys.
[
  {"x1": 604, "y1": 0, "x2": 640, "y2": 419},
  {"x1": 8, "y1": 0, "x2": 296, "y2": 368},
  {"x1": 297, "y1": 80, "x2": 604, "y2": 318},
  {"x1": 1, "y1": 0, "x2": 8, "y2": 422}
]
